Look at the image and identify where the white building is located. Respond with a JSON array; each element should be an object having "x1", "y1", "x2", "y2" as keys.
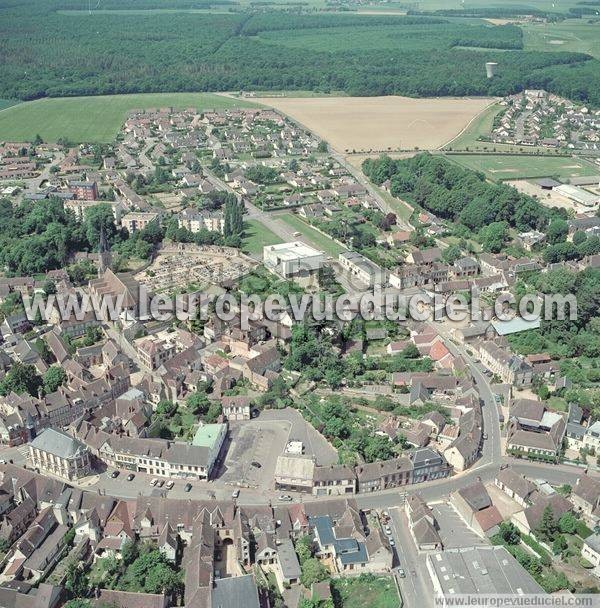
[{"x1": 263, "y1": 241, "x2": 325, "y2": 278}]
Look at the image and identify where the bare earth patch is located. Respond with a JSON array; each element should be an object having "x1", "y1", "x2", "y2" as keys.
[{"x1": 252, "y1": 95, "x2": 494, "y2": 154}]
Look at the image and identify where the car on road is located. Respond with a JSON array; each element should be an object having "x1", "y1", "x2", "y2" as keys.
[
  {"x1": 231, "y1": 489, "x2": 240, "y2": 499},
  {"x1": 397, "y1": 568, "x2": 406, "y2": 578},
  {"x1": 110, "y1": 470, "x2": 119, "y2": 478},
  {"x1": 384, "y1": 526, "x2": 392, "y2": 536},
  {"x1": 184, "y1": 483, "x2": 192, "y2": 492},
  {"x1": 127, "y1": 473, "x2": 135, "y2": 481},
  {"x1": 156, "y1": 480, "x2": 164, "y2": 488},
  {"x1": 251, "y1": 461, "x2": 262, "y2": 468},
  {"x1": 278, "y1": 495, "x2": 292, "y2": 502},
  {"x1": 293, "y1": 231, "x2": 301, "y2": 237},
  {"x1": 150, "y1": 478, "x2": 158, "y2": 486},
  {"x1": 483, "y1": 432, "x2": 488, "y2": 440},
  {"x1": 166, "y1": 480, "x2": 174, "y2": 489},
  {"x1": 390, "y1": 540, "x2": 395, "y2": 547}
]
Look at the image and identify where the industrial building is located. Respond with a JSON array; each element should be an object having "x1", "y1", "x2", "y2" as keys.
[
  {"x1": 263, "y1": 241, "x2": 325, "y2": 278},
  {"x1": 427, "y1": 546, "x2": 546, "y2": 604}
]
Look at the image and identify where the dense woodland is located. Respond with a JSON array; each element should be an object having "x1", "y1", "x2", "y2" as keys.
[
  {"x1": 1, "y1": 0, "x2": 600, "y2": 104},
  {"x1": 362, "y1": 153, "x2": 551, "y2": 233}
]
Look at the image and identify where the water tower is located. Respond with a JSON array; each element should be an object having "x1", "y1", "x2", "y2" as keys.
[{"x1": 485, "y1": 62, "x2": 498, "y2": 79}]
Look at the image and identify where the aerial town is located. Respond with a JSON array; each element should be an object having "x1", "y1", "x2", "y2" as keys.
[{"x1": 0, "y1": 97, "x2": 598, "y2": 608}]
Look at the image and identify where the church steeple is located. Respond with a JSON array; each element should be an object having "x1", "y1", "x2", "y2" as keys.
[{"x1": 98, "y1": 224, "x2": 112, "y2": 276}]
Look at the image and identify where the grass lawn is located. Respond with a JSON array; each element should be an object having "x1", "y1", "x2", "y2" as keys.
[
  {"x1": 446, "y1": 153, "x2": 600, "y2": 181},
  {"x1": 277, "y1": 213, "x2": 346, "y2": 256},
  {"x1": 242, "y1": 220, "x2": 283, "y2": 255},
  {"x1": 374, "y1": 185, "x2": 413, "y2": 222},
  {"x1": 0, "y1": 93, "x2": 259, "y2": 143},
  {"x1": 523, "y1": 20, "x2": 600, "y2": 60},
  {"x1": 546, "y1": 396, "x2": 568, "y2": 412},
  {"x1": 331, "y1": 574, "x2": 401, "y2": 608},
  {"x1": 0, "y1": 99, "x2": 20, "y2": 112}
]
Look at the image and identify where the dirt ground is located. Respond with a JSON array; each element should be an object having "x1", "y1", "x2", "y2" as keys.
[
  {"x1": 506, "y1": 179, "x2": 591, "y2": 213},
  {"x1": 253, "y1": 95, "x2": 494, "y2": 154}
]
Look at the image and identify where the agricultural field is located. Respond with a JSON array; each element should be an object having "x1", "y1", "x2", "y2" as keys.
[
  {"x1": 522, "y1": 20, "x2": 600, "y2": 59},
  {"x1": 0, "y1": 93, "x2": 258, "y2": 143},
  {"x1": 242, "y1": 220, "x2": 283, "y2": 256},
  {"x1": 277, "y1": 213, "x2": 346, "y2": 257},
  {"x1": 256, "y1": 96, "x2": 493, "y2": 154},
  {"x1": 447, "y1": 153, "x2": 600, "y2": 180}
]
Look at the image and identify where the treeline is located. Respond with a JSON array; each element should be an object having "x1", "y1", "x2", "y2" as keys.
[
  {"x1": 1, "y1": 0, "x2": 600, "y2": 105},
  {"x1": 362, "y1": 153, "x2": 550, "y2": 233},
  {"x1": 240, "y1": 12, "x2": 447, "y2": 35}
]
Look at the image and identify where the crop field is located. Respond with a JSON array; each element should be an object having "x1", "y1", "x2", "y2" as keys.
[
  {"x1": 522, "y1": 20, "x2": 600, "y2": 59},
  {"x1": 447, "y1": 153, "x2": 600, "y2": 180},
  {"x1": 0, "y1": 93, "x2": 258, "y2": 143},
  {"x1": 256, "y1": 95, "x2": 493, "y2": 153}
]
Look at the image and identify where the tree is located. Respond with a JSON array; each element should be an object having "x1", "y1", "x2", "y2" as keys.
[
  {"x1": 317, "y1": 140, "x2": 328, "y2": 153},
  {"x1": 558, "y1": 512, "x2": 577, "y2": 535},
  {"x1": 187, "y1": 392, "x2": 210, "y2": 416},
  {"x1": 552, "y1": 534, "x2": 568, "y2": 556},
  {"x1": 295, "y1": 535, "x2": 314, "y2": 565},
  {"x1": 497, "y1": 521, "x2": 521, "y2": 545},
  {"x1": 64, "y1": 601, "x2": 91, "y2": 608},
  {"x1": 43, "y1": 365, "x2": 67, "y2": 394},
  {"x1": 0, "y1": 362, "x2": 42, "y2": 397},
  {"x1": 121, "y1": 539, "x2": 139, "y2": 566},
  {"x1": 65, "y1": 562, "x2": 89, "y2": 599},
  {"x1": 546, "y1": 219, "x2": 568, "y2": 245},
  {"x1": 479, "y1": 221, "x2": 508, "y2": 253},
  {"x1": 536, "y1": 505, "x2": 558, "y2": 543},
  {"x1": 84, "y1": 204, "x2": 118, "y2": 247},
  {"x1": 442, "y1": 244, "x2": 462, "y2": 265},
  {"x1": 300, "y1": 558, "x2": 329, "y2": 588}
]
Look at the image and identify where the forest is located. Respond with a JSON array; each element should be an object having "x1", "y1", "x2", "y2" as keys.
[
  {"x1": 1, "y1": 0, "x2": 600, "y2": 104},
  {"x1": 362, "y1": 153, "x2": 551, "y2": 233}
]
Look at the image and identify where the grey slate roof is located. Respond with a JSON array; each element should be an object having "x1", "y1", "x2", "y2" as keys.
[
  {"x1": 30, "y1": 428, "x2": 87, "y2": 459},
  {"x1": 211, "y1": 574, "x2": 261, "y2": 608}
]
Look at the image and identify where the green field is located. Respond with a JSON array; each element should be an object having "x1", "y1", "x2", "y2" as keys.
[
  {"x1": 331, "y1": 574, "x2": 400, "y2": 608},
  {"x1": 523, "y1": 20, "x2": 600, "y2": 59},
  {"x1": 277, "y1": 213, "x2": 346, "y2": 256},
  {"x1": 0, "y1": 93, "x2": 259, "y2": 143},
  {"x1": 242, "y1": 220, "x2": 283, "y2": 255},
  {"x1": 0, "y1": 100, "x2": 20, "y2": 112},
  {"x1": 447, "y1": 153, "x2": 600, "y2": 180}
]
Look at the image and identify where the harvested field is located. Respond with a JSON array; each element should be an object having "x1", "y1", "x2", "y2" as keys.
[{"x1": 253, "y1": 95, "x2": 494, "y2": 154}]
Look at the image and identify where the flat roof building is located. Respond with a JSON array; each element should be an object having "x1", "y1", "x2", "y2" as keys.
[
  {"x1": 555, "y1": 184, "x2": 599, "y2": 207},
  {"x1": 263, "y1": 241, "x2": 325, "y2": 278},
  {"x1": 427, "y1": 546, "x2": 545, "y2": 605}
]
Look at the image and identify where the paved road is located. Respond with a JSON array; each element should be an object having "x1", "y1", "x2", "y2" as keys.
[{"x1": 389, "y1": 506, "x2": 433, "y2": 608}]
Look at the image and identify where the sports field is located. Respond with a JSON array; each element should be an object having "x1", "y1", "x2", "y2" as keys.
[
  {"x1": 523, "y1": 20, "x2": 600, "y2": 59},
  {"x1": 242, "y1": 220, "x2": 282, "y2": 256},
  {"x1": 277, "y1": 213, "x2": 346, "y2": 257},
  {"x1": 0, "y1": 93, "x2": 259, "y2": 143},
  {"x1": 447, "y1": 153, "x2": 600, "y2": 181},
  {"x1": 256, "y1": 96, "x2": 493, "y2": 154}
]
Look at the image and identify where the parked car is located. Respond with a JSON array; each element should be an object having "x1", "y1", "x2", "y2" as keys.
[
  {"x1": 397, "y1": 568, "x2": 405, "y2": 578},
  {"x1": 390, "y1": 540, "x2": 396, "y2": 547},
  {"x1": 232, "y1": 489, "x2": 240, "y2": 499},
  {"x1": 278, "y1": 495, "x2": 292, "y2": 502},
  {"x1": 483, "y1": 432, "x2": 488, "y2": 440},
  {"x1": 150, "y1": 478, "x2": 158, "y2": 486},
  {"x1": 110, "y1": 470, "x2": 119, "y2": 479},
  {"x1": 184, "y1": 483, "x2": 192, "y2": 492},
  {"x1": 156, "y1": 480, "x2": 164, "y2": 488},
  {"x1": 166, "y1": 480, "x2": 174, "y2": 489},
  {"x1": 127, "y1": 473, "x2": 135, "y2": 481},
  {"x1": 251, "y1": 461, "x2": 262, "y2": 468}
]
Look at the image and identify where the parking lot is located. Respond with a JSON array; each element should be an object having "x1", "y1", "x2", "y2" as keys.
[
  {"x1": 259, "y1": 408, "x2": 338, "y2": 466},
  {"x1": 430, "y1": 503, "x2": 488, "y2": 549},
  {"x1": 219, "y1": 419, "x2": 290, "y2": 490}
]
